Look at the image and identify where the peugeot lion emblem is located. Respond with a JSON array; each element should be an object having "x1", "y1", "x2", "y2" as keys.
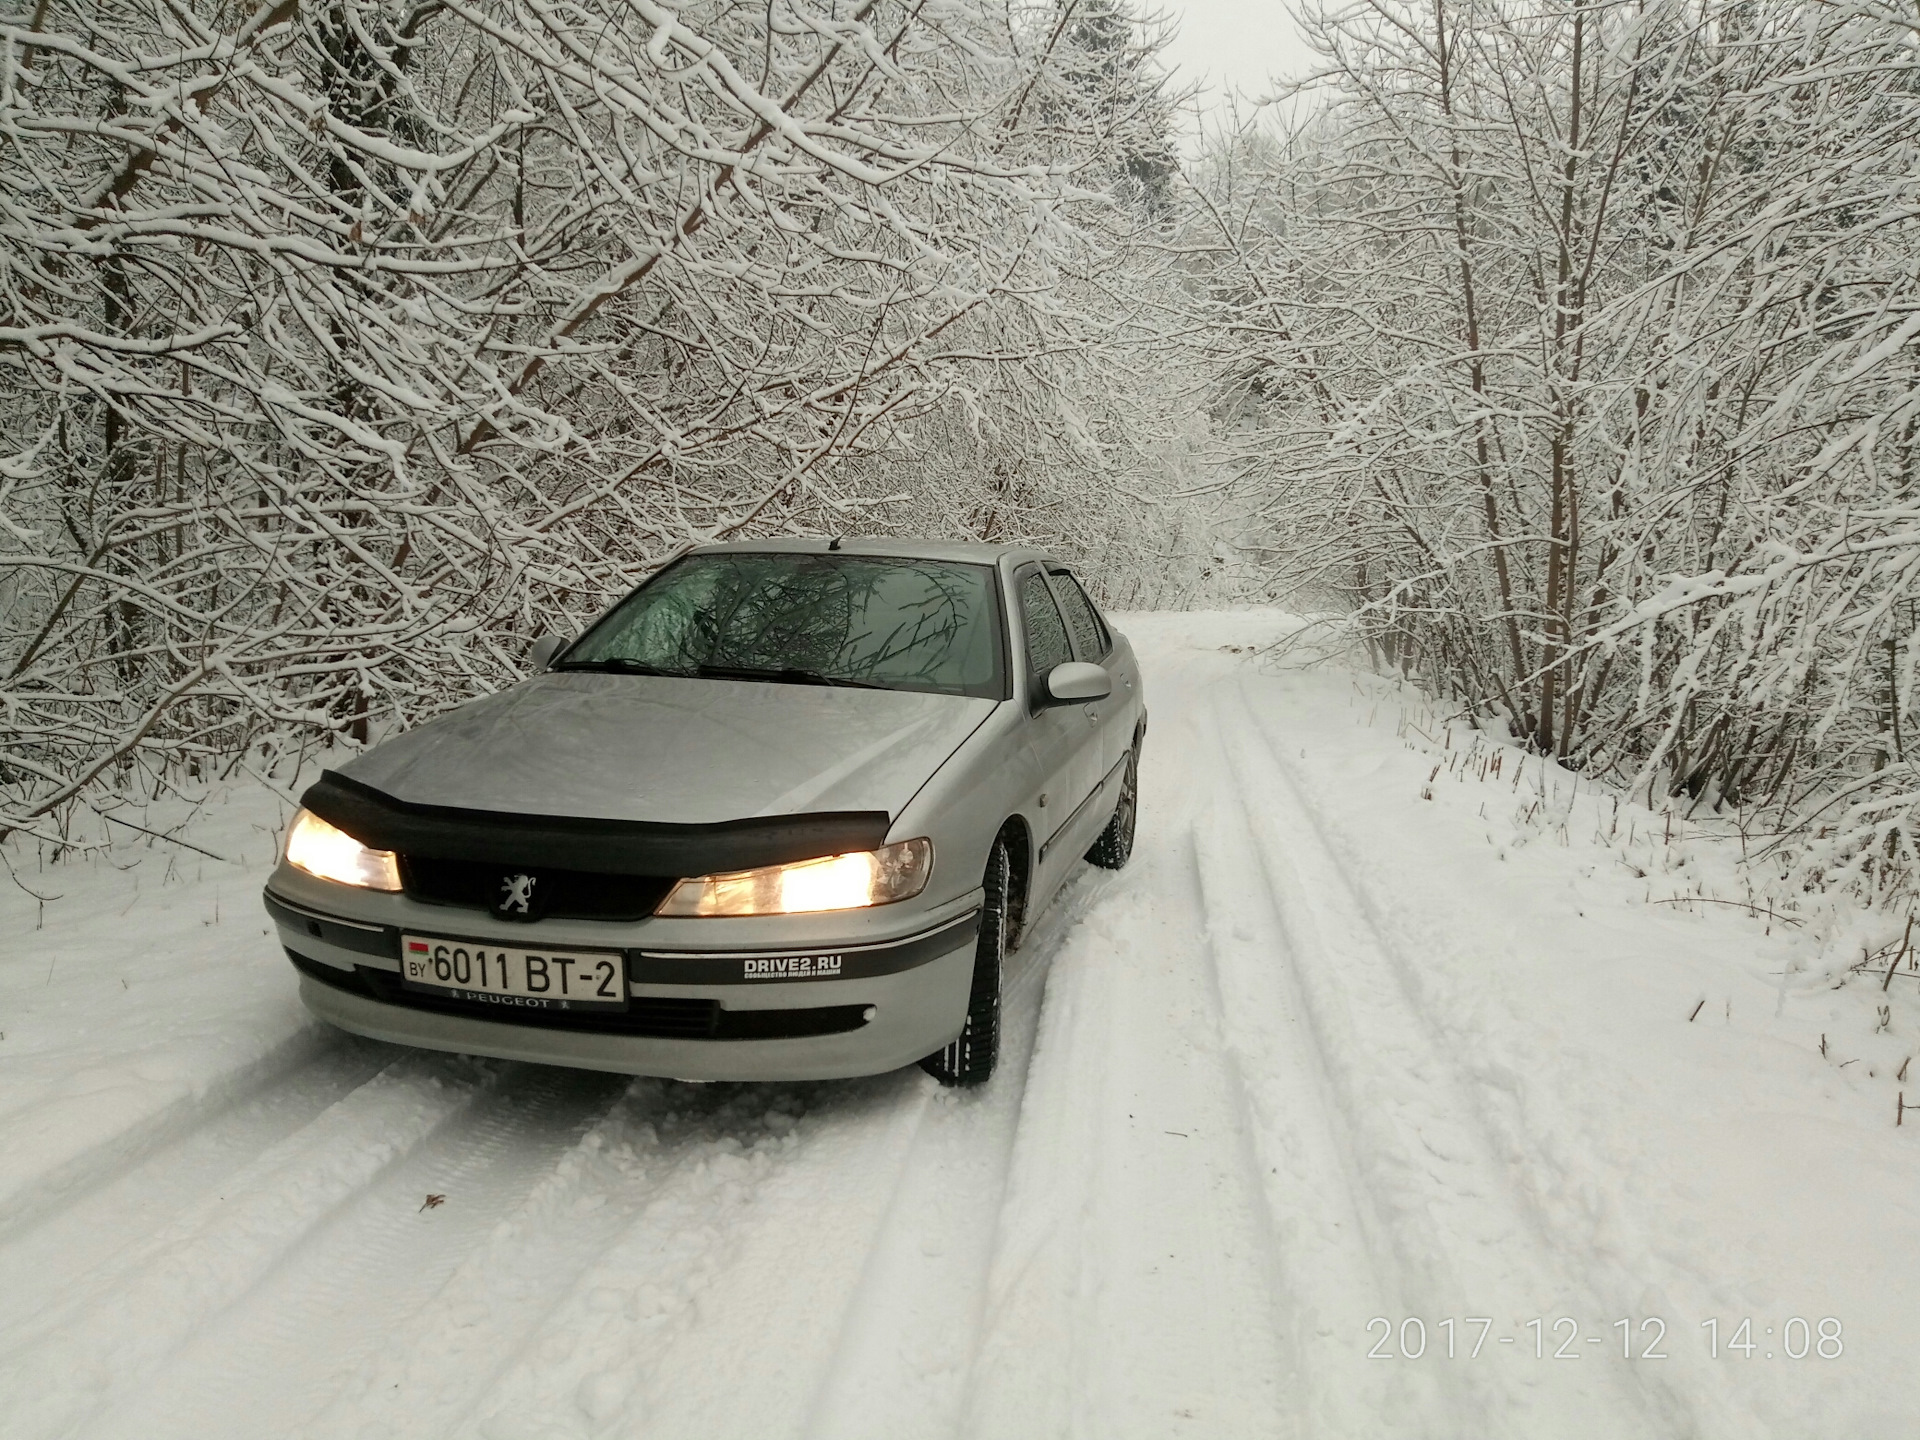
[{"x1": 499, "y1": 872, "x2": 537, "y2": 915}]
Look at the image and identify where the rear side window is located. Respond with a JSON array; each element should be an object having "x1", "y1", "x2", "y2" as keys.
[
  {"x1": 1052, "y1": 571, "x2": 1110, "y2": 659},
  {"x1": 1019, "y1": 570, "x2": 1073, "y2": 692}
]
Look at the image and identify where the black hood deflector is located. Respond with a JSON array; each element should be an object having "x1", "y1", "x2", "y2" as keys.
[{"x1": 300, "y1": 770, "x2": 890, "y2": 876}]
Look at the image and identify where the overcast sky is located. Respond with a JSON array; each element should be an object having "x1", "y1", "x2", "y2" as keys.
[{"x1": 1152, "y1": 1, "x2": 1318, "y2": 116}]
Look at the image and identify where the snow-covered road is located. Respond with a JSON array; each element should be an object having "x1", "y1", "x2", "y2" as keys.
[{"x1": 4, "y1": 614, "x2": 1918, "y2": 1439}]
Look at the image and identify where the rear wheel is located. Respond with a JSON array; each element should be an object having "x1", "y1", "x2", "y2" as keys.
[
  {"x1": 920, "y1": 840, "x2": 1008, "y2": 1088},
  {"x1": 1085, "y1": 744, "x2": 1138, "y2": 870}
]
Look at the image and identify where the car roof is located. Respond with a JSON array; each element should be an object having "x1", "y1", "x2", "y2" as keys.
[{"x1": 686, "y1": 536, "x2": 1055, "y2": 569}]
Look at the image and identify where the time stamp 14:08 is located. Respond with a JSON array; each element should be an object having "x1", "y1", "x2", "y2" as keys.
[{"x1": 1366, "y1": 1317, "x2": 1845, "y2": 1361}]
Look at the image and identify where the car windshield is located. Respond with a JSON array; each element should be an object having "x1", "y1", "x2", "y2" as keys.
[{"x1": 557, "y1": 552, "x2": 1004, "y2": 699}]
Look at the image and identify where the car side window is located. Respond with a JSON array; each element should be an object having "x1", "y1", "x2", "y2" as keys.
[
  {"x1": 1019, "y1": 570, "x2": 1073, "y2": 698},
  {"x1": 1051, "y1": 571, "x2": 1110, "y2": 660}
]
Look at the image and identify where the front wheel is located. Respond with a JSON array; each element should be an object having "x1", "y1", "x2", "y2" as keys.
[
  {"x1": 920, "y1": 840, "x2": 1007, "y2": 1087},
  {"x1": 1084, "y1": 745, "x2": 1138, "y2": 870}
]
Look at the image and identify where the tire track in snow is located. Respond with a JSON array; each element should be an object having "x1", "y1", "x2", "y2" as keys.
[
  {"x1": 91, "y1": 1063, "x2": 631, "y2": 1440},
  {"x1": 0, "y1": 1053, "x2": 496, "y2": 1440},
  {"x1": 796, "y1": 870, "x2": 1098, "y2": 1440},
  {"x1": 1215, "y1": 681, "x2": 1687, "y2": 1438},
  {"x1": 0, "y1": 1023, "x2": 343, "y2": 1243},
  {"x1": 295, "y1": 1075, "x2": 815, "y2": 1440},
  {"x1": 0, "y1": 1037, "x2": 393, "y2": 1344},
  {"x1": 960, "y1": 696, "x2": 1294, "y2": 1439},
  {"x1": 1189, "y1": 779, "x2": 1452, "y2": 1437},
  {"x1": 1233, "y1": 683, "x2": 1766, "y2": 1440},
  {"x1": 446, "y1": 1075, "x2": 929, "y2": 1440}
]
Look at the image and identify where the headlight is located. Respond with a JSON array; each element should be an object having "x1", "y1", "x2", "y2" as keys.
[
  {"x1": 655, "y1": 838, "x2": 932, "y2": 917},
  {"x1": 283, "y1": 808, "x2": 402, "y2": 891}
]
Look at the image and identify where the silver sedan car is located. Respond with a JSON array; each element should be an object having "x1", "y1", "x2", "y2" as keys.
[{"x1": 263, "y1": 539, "x2": 1144, "y2": 1086}]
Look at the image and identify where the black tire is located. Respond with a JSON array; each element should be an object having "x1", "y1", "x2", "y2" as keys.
[
  {"x1": 920, "y1": 840, "x2": 1008, "y2": 1088},
  {"x1": 1084, "y1": 745, "x2": 1138, "y2": 870}
]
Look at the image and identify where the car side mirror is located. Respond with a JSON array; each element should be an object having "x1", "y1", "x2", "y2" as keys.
[
  {"x1": 529, "y1": 634, "x2": 567, "y2": 672},
  {"x1": 1045, "y1": 661, "x2": 1111, "y2": 704}
]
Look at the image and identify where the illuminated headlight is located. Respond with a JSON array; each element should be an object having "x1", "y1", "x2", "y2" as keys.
[
  {"x1": 655, "y1": 838, "x2": 932, "y2": 917},
  {"x1": 283, "y1": 808, "x2": 402, "y2": 891}
]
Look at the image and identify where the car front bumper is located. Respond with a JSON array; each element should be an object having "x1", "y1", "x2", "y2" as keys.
[{"x1": 264, "y1": 869, "x2": 980, "y2": 1081}]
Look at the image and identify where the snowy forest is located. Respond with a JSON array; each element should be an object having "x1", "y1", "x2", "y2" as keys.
[{"x1": 3, "y1": 0, "x2": 1919, "y2": 912}]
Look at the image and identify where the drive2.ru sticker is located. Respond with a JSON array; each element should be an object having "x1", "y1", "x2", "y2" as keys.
[{"x1": 741, "y1": 953, "x2": 843, "y2": 980}]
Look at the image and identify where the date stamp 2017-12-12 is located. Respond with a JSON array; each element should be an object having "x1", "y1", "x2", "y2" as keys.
[{"x1": 1366, "y1": 1316, "x2": 1845, "y2": 1361}]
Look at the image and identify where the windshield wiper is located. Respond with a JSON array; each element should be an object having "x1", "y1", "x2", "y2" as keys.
[
  {"x1": 690, "y1": 663, "x2": 888, "y2": 690},
  {"x1": 552, "y1": 657, "x2": 688, "y2": 677}
]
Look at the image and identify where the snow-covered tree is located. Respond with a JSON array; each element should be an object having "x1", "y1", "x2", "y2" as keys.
[
  {"x1": 0, "y1": 0, "x2": 1194, "y2": 840},
  {"x1": 1189, "y1": 0, "x2": 1920, "y2": 901}
]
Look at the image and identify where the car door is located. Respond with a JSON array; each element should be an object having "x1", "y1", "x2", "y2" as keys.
[
  {"x1": 1014, "y1": 564, "x2": 1103, "y2": 894},
  {"x1": 1049, "y1": 566, "x2": 1136, "y2": 776}
]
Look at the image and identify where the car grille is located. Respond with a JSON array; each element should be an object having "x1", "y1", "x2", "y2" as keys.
[
  {"x1": 400, "y1": 855, "x2": 677, "y2": 922},
  {"x1": 286, "y1": 949, "x2": 870, "y2": 1041}
]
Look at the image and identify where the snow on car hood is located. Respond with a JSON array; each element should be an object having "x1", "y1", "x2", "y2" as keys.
[{"x1": 337, "y1": 672, "x2": 998, "y2": 825}]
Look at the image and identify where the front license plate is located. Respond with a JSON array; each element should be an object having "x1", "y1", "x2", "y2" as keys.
[{"x1": 400, "y1": 936, "x2": 628, "y2": 1012}]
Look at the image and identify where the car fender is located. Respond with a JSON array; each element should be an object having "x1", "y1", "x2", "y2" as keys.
[{"x1": 888, "y1": 699, "x2": 1039, "y2": 913}]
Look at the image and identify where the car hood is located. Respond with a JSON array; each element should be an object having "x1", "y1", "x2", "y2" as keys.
[{"x1": 337, "y1": 672, "x2": 998, "y2": 825}]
